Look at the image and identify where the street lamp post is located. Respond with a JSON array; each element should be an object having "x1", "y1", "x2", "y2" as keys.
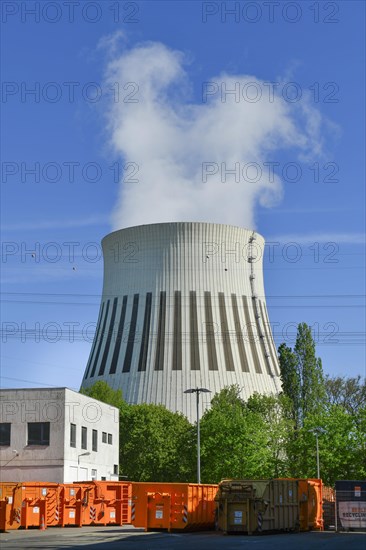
[
  {"x1": 77, "y1": 452, "x2": 91, "y2": 481},
  {"x1": 309, "y1": 427, "x2": 326, "y2": 479},
  {"x1": 184, "y1": 387, "x2": 211, "y2": 484}
]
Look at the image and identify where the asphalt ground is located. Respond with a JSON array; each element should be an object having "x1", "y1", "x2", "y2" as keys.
[{"x1": 0, "y1": 526, "x2": 365, "y2": 550}]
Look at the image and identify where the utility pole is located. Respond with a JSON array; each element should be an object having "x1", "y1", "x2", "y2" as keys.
[
  {"x1": 184, "y1": 387, "x2": 211, "y2": 484},
  {"x1": 309, "y1": 427, "x2": 326, "y2": 479}
]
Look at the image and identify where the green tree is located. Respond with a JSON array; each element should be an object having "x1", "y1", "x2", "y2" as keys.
[
  {"x1": 80, "y1": 380, "x2": 125, "y2": 410},
  {"x1": 80, "y1": 381, "x2": 195, "y2": 482},
  {"x1": 200, "y1": 386, "x2": 257, "y2": 483},
  {"x1": 278, "y1": 323, "x2": 325, "y2": 428},
  {"x1": 278, "y1": 343, "x2": 300, "y2": 427},
  {"x1": 294, "y1": 323, "x2": 325, "y2": 420},
  {"x1": 245, "y1": 393, "x2": 294, "y2": 477},
  {"x1": 119, "y1": 403, "x2": 195, "y2": 482},
  {"x1": 200, "y1": 386, "x2": 292, "y2": 482},
  {"x1": 288, "y1": 405, "x2": 366, "y2": 485},
  {"x1": 324, "y1": 375, "x2": 366, "y2": 416}
]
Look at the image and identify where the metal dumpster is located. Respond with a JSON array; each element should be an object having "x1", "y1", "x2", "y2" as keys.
[
  {"x1": 0, "y1": 482, "x2": 61, "y2": 530},
  {"x1": 0, "y1": 483, "x2": 23, "y2": 531},
  {"x1": 335, "y1": 480, "x2": 366, "y2": 532},
  {"x1": 216, "y1": 479, "x2": 299, "y2": 534},
  {"x1": 61, "y1": 483, "x2": 95, "y2": 527},
  {"x1": 131, "y1": 482, "x2": 218, "y2": 531},
  {"x1": 1, "y1": 481, "x2": 132, "y2": 530},
  {"x1": 297, "y1": 479, "x2": 323, "y2": 531},
  {"x1": 77, "y1": 481, "x2": 131, "y2": 526},
  {"x1": 19, "y1": 482, "x2": 60, "y2": 529}
]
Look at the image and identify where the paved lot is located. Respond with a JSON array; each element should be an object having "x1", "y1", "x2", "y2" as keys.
[{"x1": 0, "y1": 526, "x2": 365, "y2": 550}]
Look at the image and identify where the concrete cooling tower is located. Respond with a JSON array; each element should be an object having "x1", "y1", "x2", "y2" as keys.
[{"x1": 80, "y1": 222, "x2": 281, "y2": 422}]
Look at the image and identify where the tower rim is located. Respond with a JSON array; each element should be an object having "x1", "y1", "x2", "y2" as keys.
[{"x1": 103, "y1": 222, "x2": 264, "y2": 243}]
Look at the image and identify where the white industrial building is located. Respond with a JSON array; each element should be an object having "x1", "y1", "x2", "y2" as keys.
[
  {"x1": 0, "y1": 388, "x2": 119, "y2": 483},
  {"x1": 80, "y1": 222, "x2": 282, "y2": 422}
]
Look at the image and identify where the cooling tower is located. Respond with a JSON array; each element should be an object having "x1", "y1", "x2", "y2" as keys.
[{"x1": 80, "y1": 222, "x2": 281, "y2": 421}]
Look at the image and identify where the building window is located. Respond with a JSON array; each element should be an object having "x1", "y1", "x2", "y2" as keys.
[
  {"x1": 0, "y1": 423, "x2": 11, "y2": 446},
  {"x1": 102, "y1": 432, "x2": 107, "y2": 443},
  {"x1": 92, "y1": 429, "x2": 98, "y2": 452},
  {"x1": 108, "y1": 433, "x2": 112, "y2": 445},
  {"x1": 113, "y1": 464, "x2": 118, "y2": 475},
  {"x1": 81, "y1": 426, "x2": 87, "y2": 450},
  {"x1": 91, "y1": 469, "x2": 97, "y2": 480},
  {"x1": 101, "y1": 477, "x2": 106, "y2": 481},
  {"x1": 28, "y1": 422, "x2": 50, "y2": 446},
  {"x1": 70, "y1": 423, "x2": 76, "y2": 448}
]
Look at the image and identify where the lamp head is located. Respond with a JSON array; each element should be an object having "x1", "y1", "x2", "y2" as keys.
[
  {"x1": 184, "y1": 387, "x2": 211, "y2": 394},
  {"x1": 308, "y1": 427, "x2": 326, "y2": 435}
]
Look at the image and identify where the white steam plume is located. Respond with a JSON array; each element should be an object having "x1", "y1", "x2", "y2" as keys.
[{"x1": 104, "y1": 41, "x2": 324, "y2": 230}]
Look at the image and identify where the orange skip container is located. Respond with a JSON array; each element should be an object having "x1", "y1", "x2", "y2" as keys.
[
  {"x1": 131, "y1": 482, "x2": 218, "y2": 531},
  {"x1": 0, "y1": 482, "x2": 60, "y2": 531}
]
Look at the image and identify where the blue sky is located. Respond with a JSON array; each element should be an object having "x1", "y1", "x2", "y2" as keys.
[{"x1": 1, "y1": 1, "x2": 365, "y2": 390}]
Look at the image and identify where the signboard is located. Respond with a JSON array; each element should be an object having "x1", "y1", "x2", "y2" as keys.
[
  {"x1": 155, "y1": 506, "x2": 164, "y2": 519},
  {"x1": 338, "y1": 502, "x2": 366, "y2": 529},
  {"x1": 234, "y1": 511, "x2": 243, "y2": 525}
]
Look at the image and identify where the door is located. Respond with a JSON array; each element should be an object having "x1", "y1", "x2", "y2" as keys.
[{"x1": 147, "y1": 493, "x2": 171, "y2": 530}]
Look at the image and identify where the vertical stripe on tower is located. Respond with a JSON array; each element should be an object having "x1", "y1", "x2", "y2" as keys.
[
  {"x1": 98, "y1": 297, "x2": 118, "y2": 376},
  {"x1": 172, "y1": 290, "x2": 182, "y2": 370},
  {"x1": 204, "y1": 291, "x2": 218, "y2": 371},
  {"x1": 259, "y1": 300, "x2": 280, "y2": 376},
  {"x1": 122, "y1": 294, "x2": 139, "y2": 373},
  {"x1": 231, "y1": 294, "x2": 250, "y2": 372},
  {"x1": 84, "y1": 301, "x2": 105, "y2": 379},
  {"x1": 138, "y1": 292, "x2": 152, "y2": 372},
  {"x1": 190, "y1": 291, "x2": 200, "y2": 370},
  {"x1": 90, "y1": 300, "x2": 110, "y2": 377},
  {"x1": 154, "y1": 291, "x2": 166, "y2": 371},
  {"x1": 242, "y1": 296, "x2": 262, "y2": 374},
  {"x1": 218, "y1": 293, "x2": 235, "y2": 371},
  {"x1": 109, "y1": 296, "x2": 127, "y2": 374}
]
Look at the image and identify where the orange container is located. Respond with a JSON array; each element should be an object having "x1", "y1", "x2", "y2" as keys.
[
  {"x1": 298, "y1": 479, "x2": 323, "y2": 530},
  {"x1": 307, "y1": 479, "x2": 323, "y2": 531},
  {"x1": 0, "y1": 483, "x2": 23, "y2": 531},
  {"x1": 61, "y1": 483, "x2": 94, "y2": 527},
  {"x1": 0, "y1": 481, "x2": 132, "y2": 529},
  {"x1": 0, "y1": 483, "x2": 18, "y2": 501},
  {"x1": 77, "y1": 481, "x2": 132, "y2": 526},
  {"x1": 0, "y1": 500, "x2": 23, "y2": 531},
  {"x1": 93, "y1": 481, "x2": 131, "y2": 525},
  {"x1": 0, "y1": 482, "x2": 61, "y2": 530},
  {"x1": 131, "y1": 482, "x2": 218, "y2": 531},
  {"x1": 20, "y1": 482, "x2": 60, "y2": 529}
]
